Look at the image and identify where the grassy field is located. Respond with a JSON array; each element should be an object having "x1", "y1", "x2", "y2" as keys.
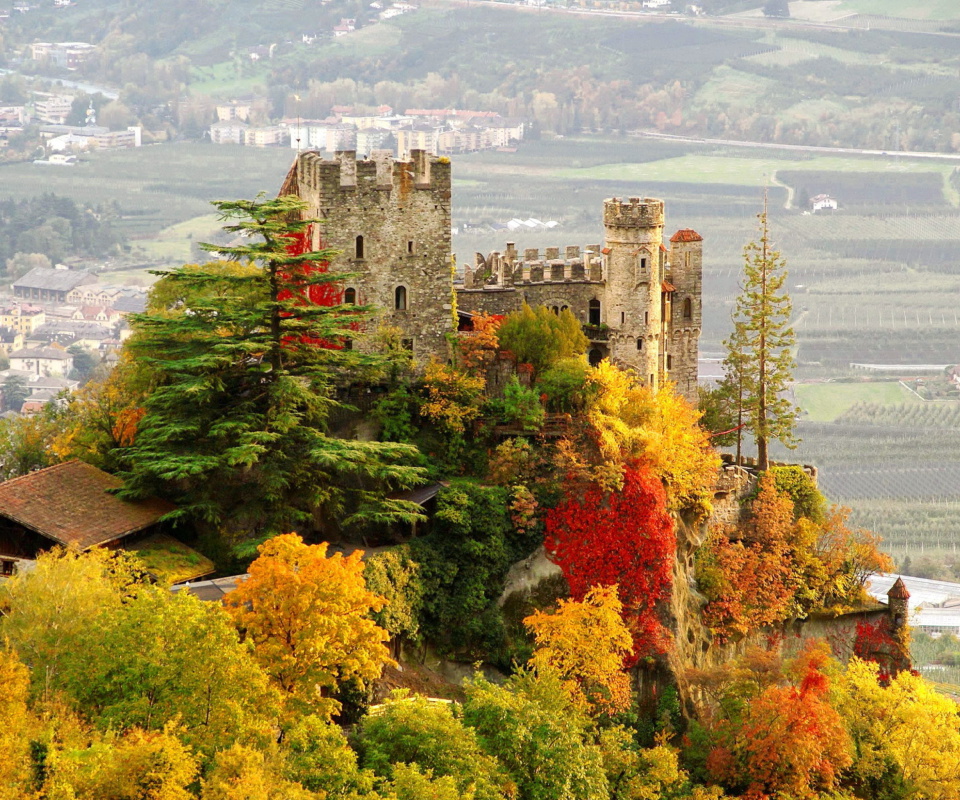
[
  {"x1": 837, "y1": 0, "x2": 960, "y2": 20},
  {"x1": 795, "y1": 381, "x2": 919, "y2": 422}
]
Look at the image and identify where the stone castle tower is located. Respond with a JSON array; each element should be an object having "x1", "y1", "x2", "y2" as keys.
[
  {"x1": 279, "y1": 149, "x2": 454, "y2": 364},
  {"x1": 280, "y1": 151, "x2": 702, "y2": 401},
  {"x1": 599, "y1": 198, "x2": 702, "y2": 396}
]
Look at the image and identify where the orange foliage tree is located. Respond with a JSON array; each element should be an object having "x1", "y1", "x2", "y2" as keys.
[
  {"x1": 699, "y1": 474, "x2": 796, "y2": 641},
  {"x1": 224, "y1": 534, "x2": 392, "y2": 719},
  {"x1": 699, "y1": 474, "x2": 894, "y2": 642},
  {"x1": 524, "y1": 584, "x2": 634, "y2": 716},
  {"x1": 703, "y1": 644, "x2": 852, "y2": 800},
  {"x1": 544, "y1": 463, "x2": 675, "y2": 658},
  {"x1": 455, "y1": 311, "x2": 501, "y2": 374}
]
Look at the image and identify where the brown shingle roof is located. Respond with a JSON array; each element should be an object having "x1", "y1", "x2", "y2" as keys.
[
  {"x1": 888, "y1": 576, "x2": 911, "y2": 600},
  {"x1": 0, "y1": 460, "x2": 174, "y2": 549},
  {"x1": 670, "y1": 229, "x2": 703, "y2": 243}
]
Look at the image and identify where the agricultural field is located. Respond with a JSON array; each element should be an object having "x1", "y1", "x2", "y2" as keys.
[{"x1": 794, "y1": 382, "x2": 919, "y2": 422}]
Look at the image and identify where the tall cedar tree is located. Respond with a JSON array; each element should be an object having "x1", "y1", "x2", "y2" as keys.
[
  {"x1": 118, "y1": 195, "x2": 425, "y2": 537},
  {"x1": 726, "y1": 206, "x2": 797, "y2": 470}
]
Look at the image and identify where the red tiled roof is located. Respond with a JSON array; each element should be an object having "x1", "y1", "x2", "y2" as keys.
[
  {"x1": 670, "y1": 229, "x2": 703, "y2": 243},
  {"x1": 662, "y1": 281, "x2": 676, "y2": 292},
  {"x1": 0, "y1": 460, "x2": 175, "y2": 549}
]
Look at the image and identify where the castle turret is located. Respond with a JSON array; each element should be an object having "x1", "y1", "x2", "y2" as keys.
[
  {"x1": 887, "y1": 576, "x2": 911, "y2": 631},
  {"x1": 602, "y1": 197, "x2": 666, "y2": 391},
  {"x1": 667, "y1": 229, "x2": 703, "y2": 401}
]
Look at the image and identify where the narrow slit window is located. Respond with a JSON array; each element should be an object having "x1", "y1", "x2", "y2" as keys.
[
  {"x1": 407, "y1": 240, "x2": 414, "y2": 254},
  {"x1": 683, "y1": 297, "x2": 692, "y2": 319},
  {"x1": 636, "y1": 338, "x2": 643, "y2": 351},
  {"x1": 344, "y1": 287, "x2": 357, "y2": 304},
  {"x1": 395, "y1": 286, "x2": 407, "y2": 311},
  {"x1": 355, "y1": 235, "x2": 365, "y2": 259}
]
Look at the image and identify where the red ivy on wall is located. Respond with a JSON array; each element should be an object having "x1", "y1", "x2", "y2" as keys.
[
  {"x1": 279, "y1": 226, "x2": 357, "y2": 348},
  {"x1": 544, "y1": 463, "x2": 675, "y2": 658}
]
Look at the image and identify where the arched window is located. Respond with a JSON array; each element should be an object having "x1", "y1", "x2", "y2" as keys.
[
  {"x1": 355, "y1": 235, "x2": 365, "y2": 259},
  {"x1": 552, "y1": 306, "x2": 560, "y2": 315},
  {"x1": 588, "y1": 348, "x2": 603, "y2": 366},
  {"x1": 344, "y1": 287, "x2": 356, "y2": 304},
  {"x1": 683, "y1": 297, "x2": 692, "y2": 319},
  {"x1": 588, "y1": 298, "x2": 601, "y2": 326},
  {"x1": 395, "y1": 286, "x2": 407, "y2": 311}
]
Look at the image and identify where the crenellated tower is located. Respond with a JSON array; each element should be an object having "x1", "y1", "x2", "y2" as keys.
[
  {"x1": 602, "y1": 197, "x2": 666, "y2": 390},
  {"x1": 280, "y1": 149, "x2": 454, "y2": 363}
]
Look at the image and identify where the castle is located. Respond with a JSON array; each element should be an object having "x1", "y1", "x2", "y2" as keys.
[{"x1": 280, "y1": 149, "x2": 703, "y2": 401}]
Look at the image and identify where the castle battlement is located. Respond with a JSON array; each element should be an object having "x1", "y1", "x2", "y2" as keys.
[
  {"x1": 603, "y1": 197, "x2": 665, "y2": 228},
  {"x1": 290, "y1": 149, "x2": 451, "y2": 200}
]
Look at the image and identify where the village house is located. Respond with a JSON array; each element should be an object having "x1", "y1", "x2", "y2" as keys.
[
  {"x1": 0, "y1": 460, "x2": 171, "y2": 566},
  {"x1": 0, "y1": 327, "x2": 25, "y2": 355},
  {"x1": 1, "y1": 305, "x2": 46, "y2": 336},
  {"x1": 9, "y1": 345, "x2": 73, "y2": 377}
]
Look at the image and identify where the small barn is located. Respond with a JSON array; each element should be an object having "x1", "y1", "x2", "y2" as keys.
[{"x1": 0, "y1": 460, "x2": 174, "y2": 564}]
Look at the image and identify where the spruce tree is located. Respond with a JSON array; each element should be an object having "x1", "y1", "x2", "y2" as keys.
[
  {"x1": 118, "y1": 195, "x2": 425, "y2": 540},
  {"x1": 726, "y1": 206, "x2": 798, "y2": 470}
]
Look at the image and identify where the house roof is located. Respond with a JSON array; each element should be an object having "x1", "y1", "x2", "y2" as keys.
[
  {"x1": 0, "y1": 460, "x2": 174, "y2": 549},
  {"x1": 10, "y1": 346, "x2": 72, "y2": 360},
  {"x1": 670, "y1": 229, "x2": 703, "y2": 243},
  {"x1": 13, "y1": 267, "x2": 95, "y2": 292},
  {"x1": 111, "y1": 295, "x2": 146, "y2": 314}
]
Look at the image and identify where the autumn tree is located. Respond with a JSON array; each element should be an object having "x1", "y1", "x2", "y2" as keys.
[
  {"x1": 584, "y1": 361, "x2": 719, "y2": 514},
  {"x1": 837, "y1": 658, "x2": 960, "y2": 800},
  {"x1": 727, "y1": 206, "x2": 797, "y2": 470},
  {"x1": 118, "y1": 196, "x2": 425, "y2": 538},
  {"x1": 356, "y1": 692, "x2": 507, "y2": 800},
  {"x1": 497, "y1": 302, "x2": 588, "y2": 376},
  {"x1": 462, "y1": 669, "x2": 609, "y2": 800},
  {"x1": 524, "y1": 584, "x2": 634, "y2": 715},
  {"x1": 455, "y1": 311, "x2": 501, "y2": 374},
  {"x1": 700, "y1": 645, "x2": 852, "y2": 799},
  {"x1": 223, "y1": 533, "x2": 392, "y2": 720},
  {"x1": 0, "y1": 650, "x2": 31, "y2": 799},
  {"x1": 49, "y1": 353, "x2": 148, "y2": 472},
  {"x1": 698, "y1": 473, "x2": 797, "y2": 641},
  {"x1": 545, "y1": 463, "x2": 675, "y2": 657},
  {"x1": 58, "y1": 586, "x2": 278, "y2": 761},
  {"x1": 0, "y1": 547, "x2": 142, "y2": 687}
]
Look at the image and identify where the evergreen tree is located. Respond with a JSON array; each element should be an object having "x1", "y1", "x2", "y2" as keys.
[
  {"x1": 118, "y1": 195, "x2": 425, "y2": 540},
  {"x1": 726, "y1": 206, "x2": 797, "y2": 470}
]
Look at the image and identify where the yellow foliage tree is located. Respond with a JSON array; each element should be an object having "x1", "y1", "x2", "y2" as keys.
[
  {"x1": 224, "y1": 534, "x2": 393, "y2": 720},
  {"x1": 200, "y1": 743, "x2": 316, "y2": 800},
  {"x1": 837, "y1": 658, "x2": 960, "y2": 800},
  {"x1": 584, "y1": 361, "x2": 719, "y2": 513},
  {"x1": 0, "y1": 546, "x2": 142, "y2": 687},
  {"x1": 419, "y1": 359, "x2": 485, "y2": 436},
  {"x1": 43, "y1": 727, "x2": 198, "y2": 800},
  {"x1": 524, "y1": 584, "x2": 633, "y2": 715},
  {"x1": 0, "y1": 649, "x2": 31, "y2": 800}
]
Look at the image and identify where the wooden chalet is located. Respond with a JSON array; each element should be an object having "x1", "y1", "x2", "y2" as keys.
[{"x1": 0, "y1": 460, "x2": 174, "y2": 565}]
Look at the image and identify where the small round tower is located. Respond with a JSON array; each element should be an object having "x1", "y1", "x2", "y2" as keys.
[{"x1": 887, "y1": 575, "x2": 911, "y2": 631}]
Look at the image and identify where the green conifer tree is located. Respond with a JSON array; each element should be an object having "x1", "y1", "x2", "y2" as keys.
[
  {"x1": 118, "y1": 195, "x2": 425, "y2": 540},
  {"x1": 726, "y1": 205, "x2": 798, "y2": 470}
]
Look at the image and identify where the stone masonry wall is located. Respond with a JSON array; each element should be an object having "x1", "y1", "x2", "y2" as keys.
[{"x1": 283, "y1": 149, "x2": 454, "y2": 364}]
